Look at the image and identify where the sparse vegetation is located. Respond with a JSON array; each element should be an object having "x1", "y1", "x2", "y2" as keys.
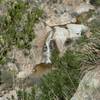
[
  {"x1": 0, "y1": 0, "x2": 43, "y2": 64},
  {"x1": 0, "y1": 0, "x2": 100, "y2": 100},
  {"x1": 90, "y1": 0, "x2": 100, "y2": 6},
  {"x1": 39, "y1": 50, "x2": 82, "y2": 100},
  {"x1": 16, "y1": 50, "x2": 82, "y2": 100},
  {"x1": 17, "y1": 87, "x2": 35, "y2": 100},
  {"x1": 16, "y1": 11, "x2": 100, "y2": 100},
  {"x1": 1, "y1": 70, "x2": 16, "y2": 88}
]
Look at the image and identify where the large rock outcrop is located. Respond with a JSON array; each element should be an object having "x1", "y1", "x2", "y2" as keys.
[{"x1": 71, "y1": 67, "x2": 100, "y2": 100}]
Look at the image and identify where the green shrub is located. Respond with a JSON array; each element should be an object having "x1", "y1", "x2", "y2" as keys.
[
  {"x1": 89, "y1": 18, "x2": 100, "y2": 34},
  {"x1": 15, "y1": 50, "x2": 82, "y2": 100},
  {"x1": 90, "y1": 0, "x2": 100, "y2": 6},
  {"x1": 39, "y1": 50, "x2": 82, "y2": 100},
  {"x1": 17, "y1": 87, "x2": 35, "y2": 100},
  {"x1": 0, "y1": 0, "x2": 43, "y2": 64},
  {"x1": 15, "y1": 36, "x2": 100, "y2": 100}
]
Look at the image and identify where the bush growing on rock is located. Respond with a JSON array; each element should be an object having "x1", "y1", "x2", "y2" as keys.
[
  {"x1": 0, "y1": 0, "x2": 43, "y2": 64},
  {"x1": 16, "y1": 50, "x2": 82, "y2": 100}
]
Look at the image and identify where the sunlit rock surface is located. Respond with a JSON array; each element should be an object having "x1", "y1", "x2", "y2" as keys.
[
  {"x1": 67, "y1": 24, "x2": 89, "y2": 38},
  {"x1": 46, "y1": 13, "x2": 76, "y2": 26},
  {"x1": 52, "y1": 24, "x2": 89, "y2": 54},
  {"x1": 0, "y1": 90, "x2": 17, "y2": 100},
  {"x1": 53, "y1": 27, "x2": 70, "y2": 54},
  {"x1": 31, "y1": 22, "x2": 50, "y2": 65},
  {"x1": 0, "y1": 0, "x2": 97, "y2": 99},
  {"x1": 75, "y1": 3, "x2": 95, "y2": 14},
  {"x1": 71, "y1": 67, "x2": 100, "y2": 100},
  {"x1": 62, "y1": 0, "x2": 84, "y2": 6}
]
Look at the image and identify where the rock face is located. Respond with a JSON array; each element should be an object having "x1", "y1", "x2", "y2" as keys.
[
  {"x1": 75, "y1": 2, "x2": 95, "y2": 14},
  {"x1": 7, "y1": 48, "x2": 34, "y2": 79},
  {"x1": 67, "y1": 24, "x2": 89, "y2": 38},
  {"x1": 62, "y1": 0, "x2": 84, "y2": 6},
  {"x1": 0, "y1": 0, "x2": 97, "y2": 99},
  {"x1": 52, "y1": 24, "x2": 89, "y2": 54},
  {"x1": 46, "y1": 13, "x2": 76, "y2": 26},
  {"x1": 53, "y1": 27, "x2": 70, "y2": 54},
  {"x1": 0, "y1": 90, "x2": 17, "y2": 100},
  {"x1": 7, "y1": 22, "x2": 53, "y2": 79},
  {"x1": 0, "y1": 0, "x2": 92, "y2": 80},
  {"x1": 71, "y1": 67, "x2": 100, "y2": 100},
  {"x1": 42, "y1": 31, "x2": 54, "y2": 64},
  {"x1": 31, "y1": 22, "x2": 51, "y2": 65}
]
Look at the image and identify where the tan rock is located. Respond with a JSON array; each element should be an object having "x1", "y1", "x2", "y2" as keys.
[
  {"x1": 53, "y1": 27, "x2": 70, "y2": 54},
  {"x1": 31, "y1": 22, "x2": 52, "y2": 65},
  {"x1": 62, "y1": 0, "x2": 84, "y2": 6},
  {"x1": 7, "y1": 48, "x2": 34, "y2": 79},
  {"x1": 67, "y1": 24, "x2": 89, "y2": 38},
  {"x1": 85, "y1": 31, "x2": 93, "y2": 38},
  {"x1": 7, "y1": 62, "x2": 18, "y2": 73},
  {"x1": 53, "y1": 24, "x2": 89, "y2": 55},
  {"x1": 46, "y1": 13, "x2": 76, "y2": 26},
  {"x1": 75, "y1": 3, "x2": 95, "y2": 14},
  {"x1": 0, "y1": 90, "x2": 17, "y2": 100},
  {"x1": 17, "y1": 70, "x2": 32, "y2": 79},
  {"x1": 71, "y1": 67, "x2": 100, "y2": 100}
]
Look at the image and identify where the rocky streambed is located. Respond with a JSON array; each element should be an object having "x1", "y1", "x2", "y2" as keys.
[{"x1": 0, "y1": 0, "x2": 100, "y2": 100}]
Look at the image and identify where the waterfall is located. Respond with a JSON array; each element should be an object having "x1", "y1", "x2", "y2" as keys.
[{"x1": 42, "y1": 31, "x2": 54, "y2": 64}]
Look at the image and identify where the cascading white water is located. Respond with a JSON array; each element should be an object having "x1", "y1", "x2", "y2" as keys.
[{"x1": 42, "y1": 31, "x2": 54, "y2": 64}]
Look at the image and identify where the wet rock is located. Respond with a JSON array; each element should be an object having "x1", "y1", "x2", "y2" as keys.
[
  {"x1": 12, "y1": 22, "x2": 52, "y2": 79},
  {"x1": 42, "y1": 31, "x2": 53, "y2": 64},
  {"x1": 0, "y1": 0, "x2": 97, "y2": 99},
  {"x1": 32, "y1": 63, "x2": 52, "y2": 78},
  {"x1": 31, "y1": 22, "x2": 52, "y2": 65}
]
